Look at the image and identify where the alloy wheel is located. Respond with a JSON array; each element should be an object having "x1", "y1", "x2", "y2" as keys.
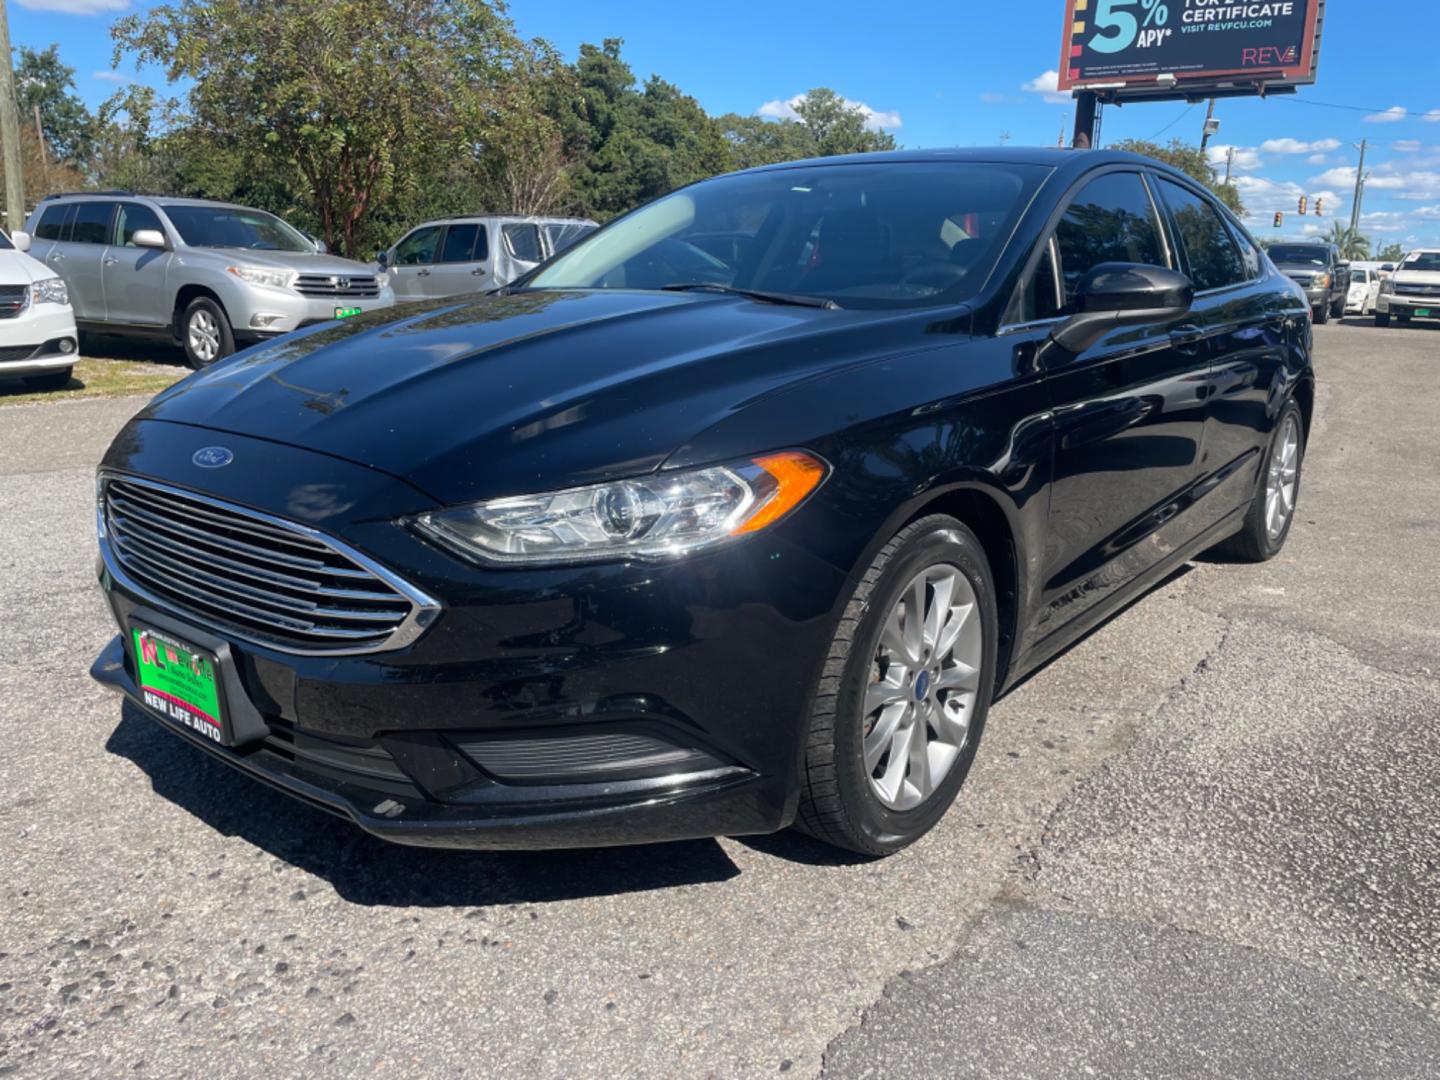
[
  {"x1": 188, "y1": 310, "x2": 221, "y2": 363},
  {"x1": 863, "y1": 565, "x2": 983, "y2": 811},
  {"x1": 1265, "y1": 414, "x2": 1300, "y2": 540}
]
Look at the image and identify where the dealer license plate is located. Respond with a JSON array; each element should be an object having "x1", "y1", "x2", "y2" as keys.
[
  {"x1": 1415, "y1": 308, "x2": 1432, "y2": 317},
  {"x1": 334, "y1": 306, "x2": 363, "y2": 319},
  {"x1": 132, "y1": 625, "x2": 228, "y2": 744}
]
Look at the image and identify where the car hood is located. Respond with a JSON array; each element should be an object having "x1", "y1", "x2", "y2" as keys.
[
  {"x1": 182, "y1": 249, "x2": 380, "y2": 276},
  {"x1": 1392, "y1": 269, "x2": 1440, "y2": 285},
  {"x1": 0, "y1": 248, "x2": 60, "y2": 286},
  {"x1": 138, "y1": 289, "x2": 931, "y2": 505}
]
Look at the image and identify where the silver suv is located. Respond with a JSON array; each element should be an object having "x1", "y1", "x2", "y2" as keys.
[
  {"x1": 379, "y1": 214, "x2": 596, "y2": 302},
  {"x1": 25, "y1": 193, "x2": 395, "y2": 368}
]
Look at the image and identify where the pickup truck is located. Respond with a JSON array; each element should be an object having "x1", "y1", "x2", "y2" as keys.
[
  {"x1": 1376, "y1": 248, "x2": 1440, "y2": 327},
  {"x1": 1266, "y1": 242, "x2": 1347, "y2": 323}
]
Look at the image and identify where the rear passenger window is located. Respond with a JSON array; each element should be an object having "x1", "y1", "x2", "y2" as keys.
[
  {"x1": 1155, "y1": 179, "x2": 1246, "y2": 292},
  {"x1": 503, "y1": 223, "x2": 542, "y2": 263},
  {"x1": 1052, "y1": 172, "x2": 1165, "y2": 310},
  {"x1": 35, "y1": 204, "x2": 72, "y2": 242},
  {"x1": 69, "y1": 202, "x2": 117, "y2": 245},
  {"x1": 439, "y1": 224, "x2": 479, "y2": 263}
]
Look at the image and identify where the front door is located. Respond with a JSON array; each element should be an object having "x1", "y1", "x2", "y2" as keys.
[
  {"x1": 388, "y1": 225, "x2": 441, "y2": 301},
  {"x1": 1030, "y1": 170, "x2": 1212, "y2": 639},
  {"x1": 102, "y1": 202, "x2": 173, "y2": 327}
]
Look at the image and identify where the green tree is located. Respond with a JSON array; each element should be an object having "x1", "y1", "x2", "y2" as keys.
[
  {"x1": 1325, "y1": 220, "x2": 1371, "y2": 260},
  {"x1": 1376, "y1": 242, "x2": 1406, "y2": 263},
  {"x1": 715, "y1": 113, "x2": 815, "y2": 170},
  {"x1": 15, "y1": 45, "x2": 95, "y2": 167},
  {"x1": 791, "y1": 88, "x2": 897, "y2": 157},
  {"x1": 112, "y1": 0, "x2": 535, "y2": 256},
  {"x1": 1111, "y1": 137, "x2": 1245, "y2": 215}
]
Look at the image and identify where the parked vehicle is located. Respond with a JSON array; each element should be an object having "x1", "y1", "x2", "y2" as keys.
[
  {"x1": 91, "y1": 149, "x2": 1313, "y2": 856},
  {"x1": 0, "y1": 227, "x2": 79, "y2": 390},
  {"x1": 1375, "y1": 248, "x2": 1440, "y2": 326},
  {"x1": 1267, "y1": 241, "x2": 1347, "y2": 323},
  {"x1": 379, "y1": 214, "x2": 598, "y2": 301},
  {"x1": 25, "y1": 193, "x2": 395, "y2": 369},
  {"x1": 1345, "y1": 266, "x2": 1381, "y2": 316}
]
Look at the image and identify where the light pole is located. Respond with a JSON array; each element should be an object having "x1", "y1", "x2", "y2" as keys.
[{"x1": 0, "y1": 2, "x2": 26, "y2": 232}]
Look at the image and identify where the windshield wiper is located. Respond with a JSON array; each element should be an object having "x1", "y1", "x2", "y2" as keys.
[{"x1": 661, "y1": 282, "x2": 840, "y2": 309}]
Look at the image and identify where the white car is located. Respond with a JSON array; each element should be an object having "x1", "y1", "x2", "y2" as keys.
[
  {"x1": 1376, "y1": 248, "x2": 1440, "y2": 327},
  {"x1": 1344, "y1": 266, "x2": 1381, "y2": 316},
  {"x1": 0, "y1": 228, "x2": 79, "y2": 390}
]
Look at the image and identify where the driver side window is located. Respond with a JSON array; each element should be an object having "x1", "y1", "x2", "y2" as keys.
[
  {"x1": 1052, "y1": 172, "x2": 1166, "y2": 311},
  {"x1": 395, "y1": 226, "x2": 440, "y2": 266}
]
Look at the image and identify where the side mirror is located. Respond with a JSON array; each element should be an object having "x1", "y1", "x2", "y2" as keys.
[
  {"x1": 1380, "y1": 263, "x2": 1395, "y2": 273},
  {"x1": 1051, "y1": 263, "x2": 1193, "y2": 354},
  {"x1": 375, "y1": 249, "x2": 390, "y2": 269},
  {"x1": 10, "y1": 230, "x2": 30, "y2": 252},
  {"x1": 132, "y1": 228, "x2": 168, "y2": 250},
  {"x1": 313, "y1": 238, "x2": 328, "y2": 254}
]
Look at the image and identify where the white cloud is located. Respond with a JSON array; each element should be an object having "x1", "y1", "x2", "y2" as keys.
[
  {"x1": 1424, "y1": 110, "x2": 1440, "y2": 124},
  {"x1": 1260, "y1": 137, "x2": 1340, "y2": 154},
  {"x1": 1306, "y1": 153, "x2": 1330, "y2": 166},
  {"x1": 1021, "y1": 70, "x2": 1070, "y2": 105},
  {"x1": 1207, "y1": 144, "x2": 1262, "y2": 172},
  {"x1": 92, "y1": 70, "x2": 136, "y2": 85},
  {"x1": 1393, "y1": 140, "x2": 1423, "y2": 153},
  {"x1": 15, "y1": 0, "x2": 127, "y2": 13},
  {"x1": 756, "y1": 92, "x2": 902, "y2": 131},
  {"x1": 1365, "y1": 106, "x2": 1408, "y2": 124},
  {"x1": 1313, "y1": 166, "x2": 1357, "y2": 188}
]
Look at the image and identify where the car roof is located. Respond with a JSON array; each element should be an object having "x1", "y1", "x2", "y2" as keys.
[
  {"x1": 41, "y1": 192, "x2": 259, "y2": 212},
  {"x1": 420, "y1": 214, "x2": 596, "y2": 225},
  {"x1": 737, "y1": 146, "x2": 1180, "y2": 178}
]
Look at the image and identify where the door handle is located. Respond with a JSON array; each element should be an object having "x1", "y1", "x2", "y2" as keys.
[
  {"x1": 1169, "y1": 325, "x2": 1206, "y2": 353},
  {"x1": 470, "y1": 268, "x2": 486, "y2": 276},
  {"x1": 417, "y1": 269, "x2": 431, "y2": 277},
  {"x1": 50, "y1": 251, "x2": 65, "y2": 261},
  {"x1": 103, "y1": 256, "x2": 119, "y2": 266}
]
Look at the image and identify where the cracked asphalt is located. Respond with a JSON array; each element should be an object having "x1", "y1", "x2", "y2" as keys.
[{"x1": 1, "y1": 319, "x2": 1436, "y2": 1077}]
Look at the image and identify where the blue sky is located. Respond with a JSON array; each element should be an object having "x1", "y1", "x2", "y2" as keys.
[{"x1": 12, "y1": 0, "x2": 1440, "y2": 247}]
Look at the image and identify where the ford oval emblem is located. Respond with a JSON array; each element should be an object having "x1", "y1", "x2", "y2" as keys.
[{"x1": 192, "y1": 446, "x2": 234, "y2": 469}]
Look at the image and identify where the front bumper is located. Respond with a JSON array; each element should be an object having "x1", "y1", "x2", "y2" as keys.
[
  {"x1": 1377, "y1": 293, "x2": 1440, "y2": 317},
  {"x1": 0, "y1": 304, "x2": 79, "y2": 378},
  {"x1": 230, "y1": 286, "x2": 396, "y2": 340},
  {"x1": 90, "y1": 425, "x2": 849, "y2": 849}
]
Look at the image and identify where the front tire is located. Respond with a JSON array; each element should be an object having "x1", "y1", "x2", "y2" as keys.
[
  {"x1": 795, "y1": 515, "x2": 998, "y2": 856},
  {"x1": 1212, "y1": 400, "x2": 1304, "y2": 563},
  {"x1": 1313, "y1": 303, "x2": 1329, "y2": 325},
  {"x1": 1375, "y1": 312, "x2": 1391, "y2": 327},
  {"x1": 181, "y1": 297, "x2": 235, "y2": 369}
]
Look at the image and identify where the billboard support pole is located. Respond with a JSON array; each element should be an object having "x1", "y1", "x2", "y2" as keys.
[{"x1": 1072, "y1": 91, "x2": 1097, "y2": 148}]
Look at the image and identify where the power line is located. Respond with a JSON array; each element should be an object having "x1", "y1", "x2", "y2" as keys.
[
  {"x1": 1278, "y1": 97, "x2": 1439, "y2": 119},
  {"x1": 1146, "y1": 102, "x2": 1197, "y2": 141}
]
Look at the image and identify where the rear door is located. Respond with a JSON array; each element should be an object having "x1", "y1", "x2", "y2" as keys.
[
  {"x1": 387, "y1": 225, "x2": 441, "y2": 301},
  {"x1": 102, "y1": 202, "x2": 173, "y2": 326},
  {"x1": 1027, "y1": 169, "x2": 1211, "y2": 638},
  {"x1": 1151, "y1": 174, "x2": 1293, "y2": 536},
  {"x1": 424, "y1": 222, "x2": 489, "y2": 297},
  {"x1": 46, "y1": 200, "x2": 116, "y2": 321}
]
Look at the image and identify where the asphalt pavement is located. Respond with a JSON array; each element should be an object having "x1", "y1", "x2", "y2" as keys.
[{"x1": 1, "y1": 319, "x2": 1436, "y2": 1077}]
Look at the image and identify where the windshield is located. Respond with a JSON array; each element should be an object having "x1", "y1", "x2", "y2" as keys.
[
  {"x1": 1401, "y1": 251, "x2": 1440, "y2": 272},
  {"x1": 1350, "y1": 270, "x2": 1369, "y2": 285},
  {"x1": 1268, "y1": 244, "x2": 1329, "y2": 267},
  {"x1": 0, "y1": 231, "x2": 12, "y2": 251},
  {"x1": 543, "y1": 221, "x2": 597, "y2": 256},
  {"x1": 161, "y1": 204, "x2": 313, "y2": 252},
  {"x1": 528, "y1": 161, "x2": 1044, "y2": 309}
]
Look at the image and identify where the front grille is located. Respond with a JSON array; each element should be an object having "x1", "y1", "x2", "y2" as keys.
[
  {"x1": 0, "y1": 344, "x2": 38, "y2": 362},
  {"x1": 102, "y1": 475, "x2": 437, "y2": 654},
  {"x1": 294, "y1": 273, "x2": 380, "y2": 299},
  {"x1": 263, "y1": 720, "x2": 420, "y2": 799},
  {"x1": 0, "y1": 284, "x2": 28, "y2": 319},
  {"x1": 1394, "y1": 283, "x2": 1440, "y2": 297}
]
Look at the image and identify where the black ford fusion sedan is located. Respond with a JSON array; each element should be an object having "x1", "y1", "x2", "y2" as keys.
[{"x1": 91, "y1": 149, "x2": 1312, "y2": 855}]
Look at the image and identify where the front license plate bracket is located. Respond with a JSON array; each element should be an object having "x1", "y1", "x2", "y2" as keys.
[{"x1": 126, "y1": 606, "x2": 271, "y2": 745}]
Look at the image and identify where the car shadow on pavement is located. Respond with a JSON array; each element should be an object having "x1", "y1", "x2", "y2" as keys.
[{"x1": 105, "y1": 702, "x2": 741, "y2": 907}]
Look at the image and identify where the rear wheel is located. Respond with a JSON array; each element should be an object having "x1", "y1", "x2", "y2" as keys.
[
  {"x1": 1313, "y1": 303, "x2": 1329, "y2": 325},
  {"x1": 1330, "y1": 296, "x2": 1345, "y2": 319},
  {"x1": 21, "y1": 368, "x2": 72, "y2": 391},
  {"x1": 795, "y1": 515, "x2": 998, "y2": 856},
  {"x1": 1212, "y1": 400, "x2": 1304, "y2": 563},
  {"x1": 181, "y1": 297, "x2": 235, "y2": 369}
]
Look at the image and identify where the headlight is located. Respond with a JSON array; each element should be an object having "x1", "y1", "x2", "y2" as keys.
[
  {"x1": 30, "y1": 276, "x2": 67, "y2": 306},
  {"x1": 1314, "y1": 273, "x2": 1330, "y2": 288},
  {"x1": 227, "y1": 265, "x2": 297, "y2": 289},
  {"x1": 414, "y1": 451, "x2": 829, "y2": 565},
  {"x1": 1379, "y1": 278, "x2": 1395, "y2": 294}
]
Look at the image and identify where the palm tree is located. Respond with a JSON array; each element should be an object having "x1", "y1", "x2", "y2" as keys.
[{"x1": 1325, "y1": 221, "x2": 1371, "y2": 260}]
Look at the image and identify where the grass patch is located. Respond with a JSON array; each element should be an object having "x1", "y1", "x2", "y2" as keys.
[{"x1": 0, "y1": 357, "x2": 186, "y2": 407}]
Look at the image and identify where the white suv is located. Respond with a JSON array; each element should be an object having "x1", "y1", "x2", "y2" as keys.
[
  {"x1": 0, "y1": 228, "x2": 79, "y2": 391},
  {"x1": 1376, "y1": 249, "x2": 1440, "y2": 326}
]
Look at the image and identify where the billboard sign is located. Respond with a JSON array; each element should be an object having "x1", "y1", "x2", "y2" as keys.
[{"x1": 1058, "y1": 0, "x2": 1323, "y2": 93}]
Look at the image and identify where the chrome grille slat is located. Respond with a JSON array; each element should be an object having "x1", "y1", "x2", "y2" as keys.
[
  {"x1": 102, "y1": 476, "x2": 439, "y2": 653},
  {"x1": 294, "y1": 274, "x2": 381, "y2": 299},
  {"x1": 109, "y1": 498, "x2": 381, "y2": 585}
]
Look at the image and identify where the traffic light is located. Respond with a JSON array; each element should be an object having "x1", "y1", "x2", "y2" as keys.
[
  {"x1": 1299, "y1": 196, "x2": 1308, "y2": 215},
  {"x1": 1274, "y1": 212, "x2": 1284, "y2": 228},
  {"x1": 1315, "y1": 197, "x2": 1324, "y2": 216}
]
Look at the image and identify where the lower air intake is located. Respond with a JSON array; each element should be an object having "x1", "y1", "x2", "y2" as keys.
[{"x1": 451, "y1": 728, "x2": 724, "y2": 785}]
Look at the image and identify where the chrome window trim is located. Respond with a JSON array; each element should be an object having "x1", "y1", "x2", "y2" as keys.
[{"x1": 98, "y1": 471, "x2": 443, "y2": 657}]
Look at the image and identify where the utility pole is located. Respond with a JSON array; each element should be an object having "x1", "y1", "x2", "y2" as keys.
[
  {"x1": 1348, "y1": 139, "x2": 1369, "y2": 235},
  {"x1": 1223, "y1": 146, "x2": 1236, "y2": 186},
  {"x1": 1199, "y1": 97, "x2": 1217, "y2": 151},
  {"x1": 0, "y1": 2, "x2": 25, "y2": 233},
  {"x1": 1072, "y1": 91, "x2": 1098, "y2": 148}
]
